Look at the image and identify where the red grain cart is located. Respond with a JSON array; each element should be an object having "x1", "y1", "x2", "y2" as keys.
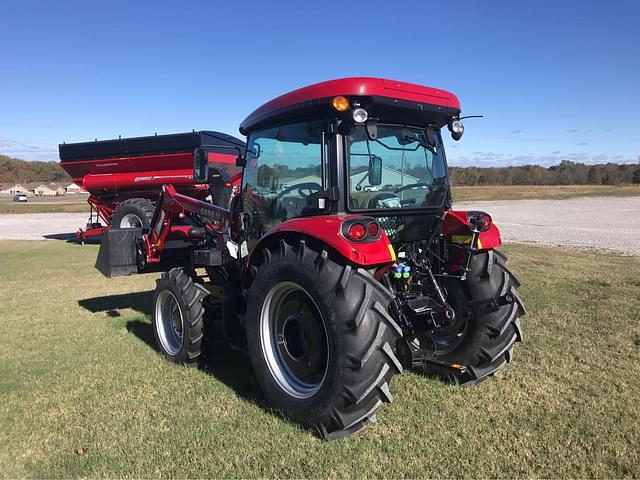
[{"x1": 59, "y1": 131, "x2": 245, "y2": 240}]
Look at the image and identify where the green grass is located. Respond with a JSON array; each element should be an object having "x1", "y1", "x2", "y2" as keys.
[
  {"x1": 1, "y1": 241, "x2": 639, "y2": 478},
  {"x1": 451, "y1": 184, "x2": 640, "y2": 202}
]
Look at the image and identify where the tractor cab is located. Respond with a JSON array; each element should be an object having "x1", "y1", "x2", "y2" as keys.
[{"x1": 237, "y1": 77, "x2": 463, "y2": 246}]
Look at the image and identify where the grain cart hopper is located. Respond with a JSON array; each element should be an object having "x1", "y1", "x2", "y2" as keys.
[{"x1": 59, "y1": 131, "x2": 245, "y2": 240}]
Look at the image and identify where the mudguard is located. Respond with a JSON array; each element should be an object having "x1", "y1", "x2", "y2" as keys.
[
  {"x1": 442, "y1": 210, "x2": 502, "y2": 250},
  {"x1": 246, "y1": 215, "x2": 397, "y2": 267}
]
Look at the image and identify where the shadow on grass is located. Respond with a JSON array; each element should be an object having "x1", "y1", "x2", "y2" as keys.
[
  {"x1": 43, "y1": 232, "x2": 102, "y2": 244},
  {"x1": 78, "y1": 291, "x2": 154, "y2": 317},
  {"x1": 78, "y1": 291, "x2": 267, "y2": 405}
]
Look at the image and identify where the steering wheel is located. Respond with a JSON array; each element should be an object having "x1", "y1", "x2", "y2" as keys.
[
  {"x1": 277, "y1": 182, "x2": 322, "y2": 200},
  {"x1": 395, "y1": 182, "x2": 435, "y2": 194},
  {"x1": 393, "y1": 183, "x2": 437, "y2": 207},
  {"x1": 367, "y1": 191, "x2": 401, "y2": 209}
]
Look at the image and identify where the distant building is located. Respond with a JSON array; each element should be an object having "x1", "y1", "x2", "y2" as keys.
[
  {"x1": 26, "y1": 182, "x2": 64, "y2": 196},
  {"x1": 34, "y1": 184, "x2": 56, "y2": 196},
  {"x1": 65, "y1": 182, "x2": 82, "y2": 194},
  {"x1": 0, "y1": 184, "x2": 29, "y2": 195},
  {"x1": 1, "y1": 182, "x2": 79, "y2": 196}
]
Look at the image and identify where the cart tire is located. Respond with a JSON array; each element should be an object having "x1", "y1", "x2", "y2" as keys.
[{"x1": 112, "y1": 198, "x2": 155, "y2": 229}]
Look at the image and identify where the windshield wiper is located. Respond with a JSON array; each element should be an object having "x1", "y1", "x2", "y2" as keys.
[{"x1": 375, "y1": 137, "x2": 436, "y2": 154}]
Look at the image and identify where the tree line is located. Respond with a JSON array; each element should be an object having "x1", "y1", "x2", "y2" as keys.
[
  {"x1": 0, "y1": 155, "x2": 71, "y2": 183},
  {"x1": 1, "y1": 153, "x2": 639, "y2": 186},
  {"x1": 449, "y1": 160, "x2": 640, "y2": 186}
]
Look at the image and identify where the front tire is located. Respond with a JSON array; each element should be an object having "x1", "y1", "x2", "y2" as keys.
[
  {"x1": 153, "y1": 267, "x2": 208, "y2": 366},
  {"x1": 245, "y1": 238, "x2": 403, "y2": 440}
]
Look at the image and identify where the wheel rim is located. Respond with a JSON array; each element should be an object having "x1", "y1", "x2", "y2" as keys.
[
  {"x1": 260, "y1": 281, "x2": 328, "y2": 399},
  {"x1": 119, "y1": 213, "x2": 143, "y2": 228},
  {"x1": 155, "y1": 290, "x2": 184, "y2": 355},
  {"x1": 430, "y1": 284, "x2": 470, "y2": 355}
]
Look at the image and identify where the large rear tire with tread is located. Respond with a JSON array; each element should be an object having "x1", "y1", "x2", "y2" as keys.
[
  {"x1": 431, "y1": 249, "x2": 525, "y2": 385},
  {"x1": 245, "y1": 237, "x2": 403, "y2": 440},
  {"x1": 112, "y1": 198, "x2": 155, "y2": 229},
  {"x1": 153, "y1": 267, "x2": 208, "y2": 367}
]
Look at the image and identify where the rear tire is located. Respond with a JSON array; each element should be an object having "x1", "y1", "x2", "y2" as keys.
[
  {"x1": 245, "y1": 238, "x2": 403, "y2": 440},
  {"x1": 430, "y1": 249, "x2": 525, "y2": 385},
  {"x1": 112, "y1": 198, "x2": 155, "y2": 229},
  {"x1": 153, "y1": 267, "x2": 208, "y2": 366}
]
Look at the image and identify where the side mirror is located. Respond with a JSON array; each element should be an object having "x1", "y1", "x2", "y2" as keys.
[
  {"x1": 368, "y1": 155, "x2": 382, "y2": 186},
  {"x1": 193, "y1": 148, "x2": 208, "y2": 183}
]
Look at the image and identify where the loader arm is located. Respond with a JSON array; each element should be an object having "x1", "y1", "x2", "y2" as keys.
[{"x1": 143, "y1": 182, "x2": 231, "y2": 265}]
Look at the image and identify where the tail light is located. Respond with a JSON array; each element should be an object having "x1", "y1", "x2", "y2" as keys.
[
  {"x1": 342, "y1": 218, "x2": 382, "y2": 242},
  {"x1": 467, "y1": 211, "x2": 492, "y2": 232},
  {"x1": 348, "y1": 223, "x2": 367, "y2": 240}
]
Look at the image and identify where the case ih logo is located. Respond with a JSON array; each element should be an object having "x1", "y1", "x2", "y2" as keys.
[{"x1": 197, "y1": 207, "x2": 226, "y2": 228}]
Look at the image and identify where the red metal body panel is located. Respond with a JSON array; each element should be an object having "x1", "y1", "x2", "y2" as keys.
[
  {"x1": 241, "y1": 77, "x2": 461, "y2": 132},
  {"x1": 248, "y1": 215, "x2": 396, "y2": 267},
  {"x1": 82, "y1": 168, "x2": 197, "y2": 193},
  {"x1": 442, "y1": 210, "x2": 502, "y2": 250},
  {"x1": 61, "y1": 152, "x2": 237, "y2": 193}
]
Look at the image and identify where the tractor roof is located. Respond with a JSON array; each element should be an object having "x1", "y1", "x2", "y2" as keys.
[{"x1": 240, "y1": 77, "x2": 461, "y2": 134}]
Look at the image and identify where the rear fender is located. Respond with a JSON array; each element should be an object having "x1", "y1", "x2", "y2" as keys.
[
  {"x1": 442, "y1": 210, "x2": 502, "y2": 250},
  {"x1": 246, "y1": 215, "x2": 397, "y2": 268}
]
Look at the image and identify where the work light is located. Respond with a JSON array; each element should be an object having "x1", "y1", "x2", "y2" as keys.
[
  {"x1": 352, "y1": 108, "x2": 368, "y2": 123},
  {"x1": 449, "y1": 119, "x2": 464, "y2": 140}
]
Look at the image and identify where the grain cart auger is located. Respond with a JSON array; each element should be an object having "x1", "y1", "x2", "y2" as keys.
[{"x1": 93, "y1": 77, "x2": 526, "y2": 440}]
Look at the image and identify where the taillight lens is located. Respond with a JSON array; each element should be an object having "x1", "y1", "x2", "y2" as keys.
[
  {"x1": 368, "y1": 222, "x2": 380, "y2": 237},
  {"x1": 468, "y1": 212, "x2": 492, "y2": 231},
  {"x1": 348, "y1": 223, "x2": 367, "y2": 240}
]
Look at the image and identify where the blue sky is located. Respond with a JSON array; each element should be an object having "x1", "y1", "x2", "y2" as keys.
[{"x1": 1, "y1": 0, "x2": 638, "y2": 166}]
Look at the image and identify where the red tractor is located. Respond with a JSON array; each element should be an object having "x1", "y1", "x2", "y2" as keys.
[{"x1": 92, "y1": 77, "x2": 525, "y2": 439}]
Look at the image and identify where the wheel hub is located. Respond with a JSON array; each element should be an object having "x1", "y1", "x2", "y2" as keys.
[
  {"x1": 120, "y1": 213, "x2": 143, "y2": 228},
  {"x1": 261, "y1": 282, "x2": 329, "y2": 399},
  {"x1": 155, "y1": 290, "x2": 184, "y2": 355},
  {"x1": 281, "y1": 315, "x2": 309, "y2": 360}
]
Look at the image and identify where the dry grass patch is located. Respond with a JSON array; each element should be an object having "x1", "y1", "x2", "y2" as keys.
[{"x1": 452, "y1": 184, "x2": 640, "y2": 202}]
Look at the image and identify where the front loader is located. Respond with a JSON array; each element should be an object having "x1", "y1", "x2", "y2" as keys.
[{"x1": 94, "y1": 77, "x2": 525, "y2": 439}]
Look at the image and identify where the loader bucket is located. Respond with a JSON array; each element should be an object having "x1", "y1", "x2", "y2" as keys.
[{"x1": 95, "y1": 228, "x2": 142, "y2": 278}]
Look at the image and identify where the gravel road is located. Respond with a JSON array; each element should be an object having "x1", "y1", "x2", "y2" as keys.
[
  {"x1": 456, "y1": 196, "x2": 640, "y2": 256},
  {"x1": 0, "y1": 212, "x2": 89, "y2": 241},
  {"x1": 0, "y1": 196, "x2": 638, "y2": 255}
]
